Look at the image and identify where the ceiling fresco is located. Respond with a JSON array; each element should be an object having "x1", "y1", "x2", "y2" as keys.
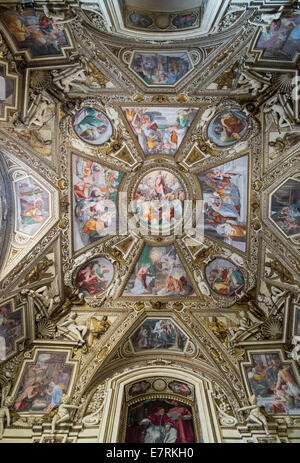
[{"x1": 0, "y1": 0, "x2": 299, "y2": 445}]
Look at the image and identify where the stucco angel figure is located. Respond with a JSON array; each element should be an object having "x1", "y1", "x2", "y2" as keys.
[
  {"x1": 21, "y1": 285, "x2": 61, "y2": 319},
  {"x1": 291, "y1": 336, "x2": 300, "y2": 363},
  {"x1": 198, "y1": 106, "x2": 216, "y2": 129},
  {"x1": 228, "y1": 311, "x2": 253, "y2": 344},
  {"x1": 23, "y1": 92, "x2": 55, "y2": 129},
  {"x1": 0, "y1": 390, "x2": 13, "y2": 440},
  {"x1": 51, "y1": 395, "x2": 80, "y2": 434},
  {"x1": 248, "y1": 6, "x2": 284, "y2": 34},
  {"x1": 264, "y1": 95, "x2": 293, "y2": 132},
  {"x1": 237, "y1": 71, "x2": 269, "y2": 96},
  {"x1": 238, "y1": 395, "x2": 269, "y2": 436},
  {"x1": 57, "y1": 313, "x2": 88, "y2": 345},
  {"x1": 52, "y1": 64, "x2": 87, "y2": 93},
  {"x1": 43, "y1": 5, "x2": 77, "y2": 25}
]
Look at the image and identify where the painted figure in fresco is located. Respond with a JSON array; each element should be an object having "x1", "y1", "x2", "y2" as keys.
[
  {"x1": 13, "y1": 353, "x2": 72, "y2": 414},
  {"x1": 0, "y1": 305, "x2": 22, "y2": 361},
  {"x1": 172, "y1": 14, "x2": 197, "y2": 29},
  {"x1": 124, "y1": 246, "x2": 195, "y2": 297},
  {"x1": 73, "y1": 155, "x2": 123, "y2": 250},
  {"x1": 16, "y1": 178, "x2": 49, "y2": 236},
  {"x1": 247, "y1": 354, "x2": 300, "y2": 415},
  {"x1": 76, "y1": 260, "x2": 112, "y2": 296},
  {"x1": 163, "y1": 423, "x2": 178, "y2": 443},
  {"x1": 168, "y1": 381, "x2": 191, "y2": 396},
  {"x1": 140, "y1": 406, "x2": 171, "y2": 443},
  {"x1": 73, "y1": 108, "x2": 112, "y2": 144},
  {"x1": 124, "y1": 107, "x2": 197, "y2": 156},
  {"x1": 2, "y1": 10, "x2": 68, "y2": 57},
  {"x1": 132, "y1": 319, "x2": 187, "y2": 352},
  {"x1": 198, "y1": 156, "x2": 248, "y2": 252},
  {"x1": 206, "y1": 260, "x2": 245, "y2": 297},
  {"x1": 135, "y1": 171, "x2": 185, "y2": 232},
  {"x1": 129, "y1": 381, "x2": 151, "y2": 396},
  {"x1": 271, "y1": 180, "x2": 300, "y2": 237},
  {"x1": 166, "y1": 400, "x2": 194, "y2": 443},
  {"x1": 129, "y1": 13, "x2": 153, "y2": 29},
  {"x1": 208, "y1": 110, "x2": 249, "y2": 147},
  {"x1": 131, "y1": 53, "x2": 192, "y2": 86}
]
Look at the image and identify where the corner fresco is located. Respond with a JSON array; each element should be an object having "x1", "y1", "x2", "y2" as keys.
[
  {"x1": 15, "y1": 176, "x2": 50, "y2": 237},
  {"x1": 1, "y1": 9, "x2": 69, "y2": 58},
  {"x1": 197, "y1": 155, "x2": 249, "y2": 252},
  {"x1": 0, "y1": 302, "x2": 23, "y2": 362},
  {"x1": 246, "y1": 353, "x2": 300, "y2": 415},
  {"x1": 13, "y1": 351, "x2": 73, "y2": 414},
  {"x1": 130, "y1": 52, "x2": 193, "y2": 86},
  {"x1": 131, "y1": 319, "x2": 188, "y2": 352},
  {"x1": 270, "y1": 178, "x2": 300, "y2": 237},
  {"x1": 123, "y1": 245, "x2": 196, "y2": 297},
  {"x1": 256, "y1": 11, "x2": 300, "y2": 61},
  {"x1": 72, "y1": 154, "x2": 124, "y2": 251},
  {"x1": 123, "y1": 107, "x2": 198, "y2": 156}
]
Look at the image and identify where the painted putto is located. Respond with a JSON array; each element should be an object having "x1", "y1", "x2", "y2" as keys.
[
  {"x1": 73, "y1": 107, "x2": 113, "y2": 145},
  {"x1": 72, "y1": 154, "x2": 123, "y2": 251},
  {"x1": 131, "y1": 319, "x2": 187, "y2": 352},
  {"x1": 123, "y1": 107, "x2": 198, "y2": 156},
  {"x1": 15, "y1": 176, "x2": 50, "y2": 237},
  {"x1": 270, "y1": 178, "x2": 300, "y2": 237},
  {"x1": 13, "y1": 351, "x2": 73, "y2": 414},
  {"x1": 197, "y1": 156, "x2": 248, "y2": 252},
  {"x1": 135, "y1": 170, "x2": 185, "y2": 233},
  {"x1": 123, "y1": 245, "x2": 196, "y2": 297},
  {"x1": 207, "y1": 109, "x2": 249, "y2": 147},
  {"x1": 247, "y1": 353, "x2": 300, "y2": 415},
  {"x1": 130, "y1": 52, "x2": 192, "y2": 86},
  {"x1": 1, "y1": 10, "x2": 69, "y2": 57},
  {"x1": 75, "y1": 257, "x2": 114, "y2": 296},
  {"x1": 205, "y1": 258, "x2": 245, "y2": 297}
]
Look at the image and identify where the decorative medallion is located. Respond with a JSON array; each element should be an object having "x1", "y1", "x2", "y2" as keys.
[
  {"x1": 75, "y1": 257, "x2": 114, "y2": 296},
  {"x1": 152, "y1": 379, "x2": 167, "y2": 391},
  {"x1": 72, "y1": 108, "x2": 113, "y2": 146},
  {"x1": 207, "y1": 109, "x2": 249, "y2": 147},
  {"x1": 205, "y1": 258, "x2": 245, "y2": 297}
]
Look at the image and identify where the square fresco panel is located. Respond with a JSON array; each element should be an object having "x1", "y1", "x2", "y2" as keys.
[
  {"x1": 131, "y1": 319, "x2": 187, "y2": 352},
  {"x1": 256, "y1": 12, "x2": 300, "y2": 60},
  {"x1": 125, "y1": 398, "x2": 197, "y2": 443},
  {"x1": 123, "y1": 107, "x2": 198, "y2": 156},
  {"x1": 270, "y1": 179, "x2": 300, "y2": 237},
  {"x1": 130, "y1": 52, "x2": 193, "y2": 86},
  {"x1": 246, "y1": 353, "x2": 300, "y2": 415},
  {"x1": 72, "y1": 154, "x2": 124, "y2": 251},
  {"x1": 197, "y1": 155, "x2": 249, "y2": 252},
  {"x1": 1, "y1": 10, "x2": 69, "y2": 58},
  {"x1": 123, "y1": 245, "x2": 197, "y2": 297},
  {"x1": 15, "y1": 176, "x2": 50, "y2": 237},
  {"x1": 0, "y1": 302, "x2": 23, "y2": 361},
  {"x1": 14, "y1": 351, "x2": 73, "y2": 414}
]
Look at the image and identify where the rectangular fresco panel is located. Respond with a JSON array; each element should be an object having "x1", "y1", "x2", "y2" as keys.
[
  {"x1": 270, "y1": 179, "x2": 300, "y2": 237},
  {"x1": 125, "y1": 398, "x2": 197, "y2": 443},
  {"x1": 131, "y1": 319, "x2": 187, "y2": 352},
  {"x1": 197, "y1": 155, "x2": 248, "y2": 252},
  {"x1": 256, "y1": 12, "x2": 300, "y2": 60},
  {"x1": 0, "y1": 65, "x2": 15, "y2": 116},
  {"x1": 14, "y1": 351, "x2": 73, "y2": 414},
  {"x1": 0, "y1": 302, "x2": 23, "y2": 361},
  {"x1": 123, "y1": 245, "x2": 196, "y2": 297},
  {"x1": 246, "y1": 353, "x2": 300, "y2": 415},
  {"x1": 1, "y1": 10, "x2": 69, "y2": 57},
  {"x1": 130, "y1": 52, "x2": 192, "y2": 86},
  {"x1": 15, "y1": 177, "x2": 50, "y2": 237},
  {"x1": 123, "y1": 107, "x2": 198, "y2": 156},
  {"x1": 72, "y1": 154, "x2": 124, "y2": 251}
]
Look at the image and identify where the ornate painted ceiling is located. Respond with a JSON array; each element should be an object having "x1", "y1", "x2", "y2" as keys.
[{"x1": 0, "y1": 0, "x2": 300, "y2": 444}]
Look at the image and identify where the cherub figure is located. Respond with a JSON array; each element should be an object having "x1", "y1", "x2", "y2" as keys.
[
  {"x1": 51, "y1": 395, "x2": 80, "y2": 434},
  {"x1": 57, "y1": 313, "x2": 88, "y2": 344},
  {"x1": 0, "y1": 396, "x2": 13, "y2": 439},
  {"x1": 238, "y1": 395, "x2": 269, "y2": 436}
]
